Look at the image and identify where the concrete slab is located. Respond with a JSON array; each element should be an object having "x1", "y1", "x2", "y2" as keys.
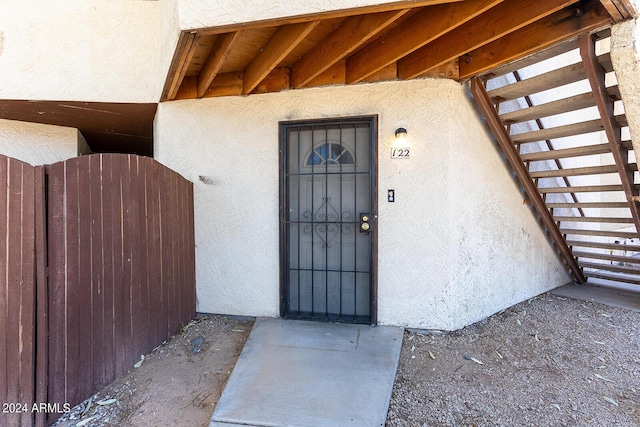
[
  {"x1": 552, "y1": 282, "x2": 640, "y2": 313},
  {"x1": 210, "y1": 318, "x2": 403, "y2": 427}
]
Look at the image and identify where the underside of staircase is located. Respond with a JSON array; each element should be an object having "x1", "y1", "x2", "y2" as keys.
[{"x1": 471, "y1": 30, "x2": 640, "y2": 288}]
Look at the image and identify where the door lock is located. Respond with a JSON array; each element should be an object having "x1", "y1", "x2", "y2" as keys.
[{"x1": 360, "y1": 213, "x2": 371, "y2": 234}]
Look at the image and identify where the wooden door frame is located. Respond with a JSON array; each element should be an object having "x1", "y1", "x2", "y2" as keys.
[{"x1": 278, "y1": 115, "x2": 379, "y2": 325}]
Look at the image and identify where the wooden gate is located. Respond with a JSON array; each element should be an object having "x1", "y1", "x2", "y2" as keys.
[
  {"x1": 0, "y1": 156, "x2": 41, "y2": 427},
  {"x1": 0, "y1": 153, "x2": 196, "y2": 426}
]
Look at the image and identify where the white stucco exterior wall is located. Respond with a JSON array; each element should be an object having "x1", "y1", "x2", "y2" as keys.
[
  {"x1": 611, "y1": 19, "x2": 640, "y2": 159},
  {"x1": 155, "y1": 78, "x2": 569, "y2": 330},
  {"x1": 178, "y1": 0, "x2": 409, "y2": 29},
  {"x1": 0, "y1": 119, "x2": 81, "y2": 165},
  {"x1": 0, "y1": 0, "x2": 161, "y2": 102}
]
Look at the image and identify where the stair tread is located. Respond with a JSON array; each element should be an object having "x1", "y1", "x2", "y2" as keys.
[
  {"x1": 488, "y1": 62, "x2": 586, "y2": 102},
  {"x1": 580, "y1": 261, "x2": 640, "y2": 275},
  {"x1": 567, "y1": 240, "x2": 640, "y2": 251},
  {"x1": 512, "y1": 119, "x2": 603, "y2": 144},
  {"x1": 501, "y1": 92, "x2": 596, "y2": 124},
  {"x1": 488, "y1": 53, "x2": 613, "y2": 103},
  {"x1": 573, "y1": 250, "x2": 640, "y2": 264},
  {"x1": 584, "y1": 270, "x2": 640, "y2": 285},
  {"x1": 521, "y1": 143, "x2": 611, "y2": 162},
  {"x1": 554, "y1": 216, "x2": 634, "y2": 223},
  {"x1": 531, "y1": 164, "x2": 619, "y2": 178},
  {"x1": 541, "y1": 185, "x2": 625, "y2": 194},
  {"x1": 548, "y1": 202, "x2": 630, "y2": 208},
  {"x1": 561, "y1": 228, "x2": 638, "y2": 238},
  {"x1": 521, "y1": 141, "x2": 632, "y2": 162}
]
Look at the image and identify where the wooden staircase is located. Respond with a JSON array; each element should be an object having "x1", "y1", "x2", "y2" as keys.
[{"x1": 470, "y1": 32, "x2": 640, "y2": 287}]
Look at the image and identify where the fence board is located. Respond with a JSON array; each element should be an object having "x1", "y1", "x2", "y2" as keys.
[
  {"x1": 176, "y1": 171, "x2": 185, "y2": 328},
  {"x1": 89, "y1": 155, "x2": 106, "y2": 392},
  {"x1": 0, "y1": 156, "x2": 8, "y2": 427},
  {"x1": 47, "y1": 161, "x2": 67, "y2": 418},
  {"x1": 19, "y1": 162, "x2": 36, "y2": 427},
  {"x1": 101, "y1": 155, "x2": 116, "y2": 385},
  {"x1": 34, "y1": 166, "x2": 47, "y2": 427},
  {"x1": 0, "y1": 157, "x2": 33, "y2": 426},
  {"x1": 148, "y1": 161, "x2": 162, "y2": 350},
  {"x1": 137, "y1": 157, "x2": 152, "y2": 354},
  {"x1": 188, "y1": 178, "x2": 196, "y2": 320},
  {"x1": 76, "y1": 158, "x2": 93, "y2": 401},
  {"x1": 110, "y1": 156, "x2": 125, "y2": 377},
  {"x1": 119, "y1": 155, "x2": 134, "y2": 371},
  {"x1": 64, "y1": 159, "x2": 81, "y2": 407},
  {"x1": 6, "y1": 160, "x2": 22, "y2": 424},
  {"x1": 129, "y1": 156, "x2": 144, "y2": 362},
  {"x1": 164, "y1": 165, "x2": 172, "y2": 336},
  {"x1": 159, "y1": 164, "x2": 170, "y2": 342}
]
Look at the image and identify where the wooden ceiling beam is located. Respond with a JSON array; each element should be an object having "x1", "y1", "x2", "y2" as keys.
[
  {"x1": 163, "y1": 32, "x2": 199, "y2": 101},
  {"x1": 195, "y1": 0, "x2": 462, "y2": 35},
  {"x1": 291, "y1": 9, "x2": 408, "y2": 89},
  {"x1": 197, "y1": 31, "x2": 242, "y2": 98},
  {"x1": 306, "y1": 61, "x2": 347, "y2": 88},
  {"x1": 580, "y1": 34, "x2": 640, "y2": 236},
  {"x1": 398, "y1": 0, "x2": 578, "y2": 80},
  {"x1": 598, "y1": 0, "x2": 637, "y2": 21},
  {"x1": 204, "y1": 72, "x2": 244, "y2": 98},
  {"x1": 345, "y1": 0, "x2": 504, "y2": 84},
  {"x1": 459, "y1": 0, "x2": 612, "y2": 80},
  {"x1": 243, "y1": 21, "x2": 320, "y2": 95}
]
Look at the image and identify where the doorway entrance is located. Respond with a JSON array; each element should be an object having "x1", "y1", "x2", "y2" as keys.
[{"x1": 280, "y1": 116, "x2": 377, "y2": 324}]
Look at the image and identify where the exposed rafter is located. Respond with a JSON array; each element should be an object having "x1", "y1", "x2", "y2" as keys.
[
  {"x1": 579, "y1": 35, "x2": 640, "y2": 234},
  {"x1": 197, "y1": 32, "x2": 242, "y2": 98},
  {"x1": 398, "y1": 0, "x2": 579, "y2": 79},
  {"x1": 345, "y1": 0, "x2": 504, "y2": 84},
  {"x1": 163, "y1": 32, "x2": 199, "y2": 101},
  {"x1": 291, "y1": 10, "x2": 408, "y2": 89},
  {"x1": 459, "y1": 0, "x2": 612, "y2": 79},
  {"x1": 598, "y1": 0, "x2": 637, "y2": 21},
  {"x1": 160, "y1": 0, "x2": 628, "y2": 101},
  {"x1": 243, "y1": 22, "x2": 319, "y2": 95}
]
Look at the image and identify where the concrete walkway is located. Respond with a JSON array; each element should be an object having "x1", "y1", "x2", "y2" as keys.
[
  {"x1": 552, "y1": 281, "x2": 640, "y2": 312},
  {"x1": 210, "y1": 318, "x2": 404, "y2": 427}
]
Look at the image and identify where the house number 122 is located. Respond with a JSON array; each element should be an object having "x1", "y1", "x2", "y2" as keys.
[{"x1": 391, "y1": 147, "x2": 410, "y2": 159}]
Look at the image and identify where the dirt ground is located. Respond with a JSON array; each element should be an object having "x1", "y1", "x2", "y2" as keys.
[
  {"x1": 53, "y1": 293, "x2": 639, "y2": 427},
  {"x1": 52, "y1": 315, "x2": 253, "y2": 427}
]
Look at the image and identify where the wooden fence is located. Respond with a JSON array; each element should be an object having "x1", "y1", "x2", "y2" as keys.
[{"x1": 0, "y1": 154, "x2": 196, "y2": 426}]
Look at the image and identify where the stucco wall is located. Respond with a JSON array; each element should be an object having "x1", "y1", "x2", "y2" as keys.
[
  {"x1": 155, "y1": 78, "x2": 569, "y2": 330},
  {"x1": 178, "y1": 0, "x2": 408, "y2": 30},
  {"x1": 0, "y1": 119, "x2": 80, "y2": 165},
  {"x1": 611, "y1": 19, "x2": 640, "y2": 159},
  {"x1": 0, "y1": 0, "x2": 161, "y2": 102}
]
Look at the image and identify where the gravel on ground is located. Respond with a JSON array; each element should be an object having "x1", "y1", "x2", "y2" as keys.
[{"x1": 386, "y1": 293, "x2": 640, "y2": 426}]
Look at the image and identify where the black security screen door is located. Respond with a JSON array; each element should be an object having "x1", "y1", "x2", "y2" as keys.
[{"x1": 280, "y1": 116, "x2": 377, "y2": 324}]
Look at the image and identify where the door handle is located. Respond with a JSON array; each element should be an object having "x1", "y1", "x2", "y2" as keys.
[{"x1": 360, "y1": 213, "x2": 371, "y2": 234}]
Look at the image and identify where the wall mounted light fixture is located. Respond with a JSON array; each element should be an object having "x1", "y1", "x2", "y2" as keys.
[
  {"x1": 391, "y1": 127, "x2": 410, "y2": 158},
  {"x1": 395, "y1": 127, "x2": 407, "y2": 139}
]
